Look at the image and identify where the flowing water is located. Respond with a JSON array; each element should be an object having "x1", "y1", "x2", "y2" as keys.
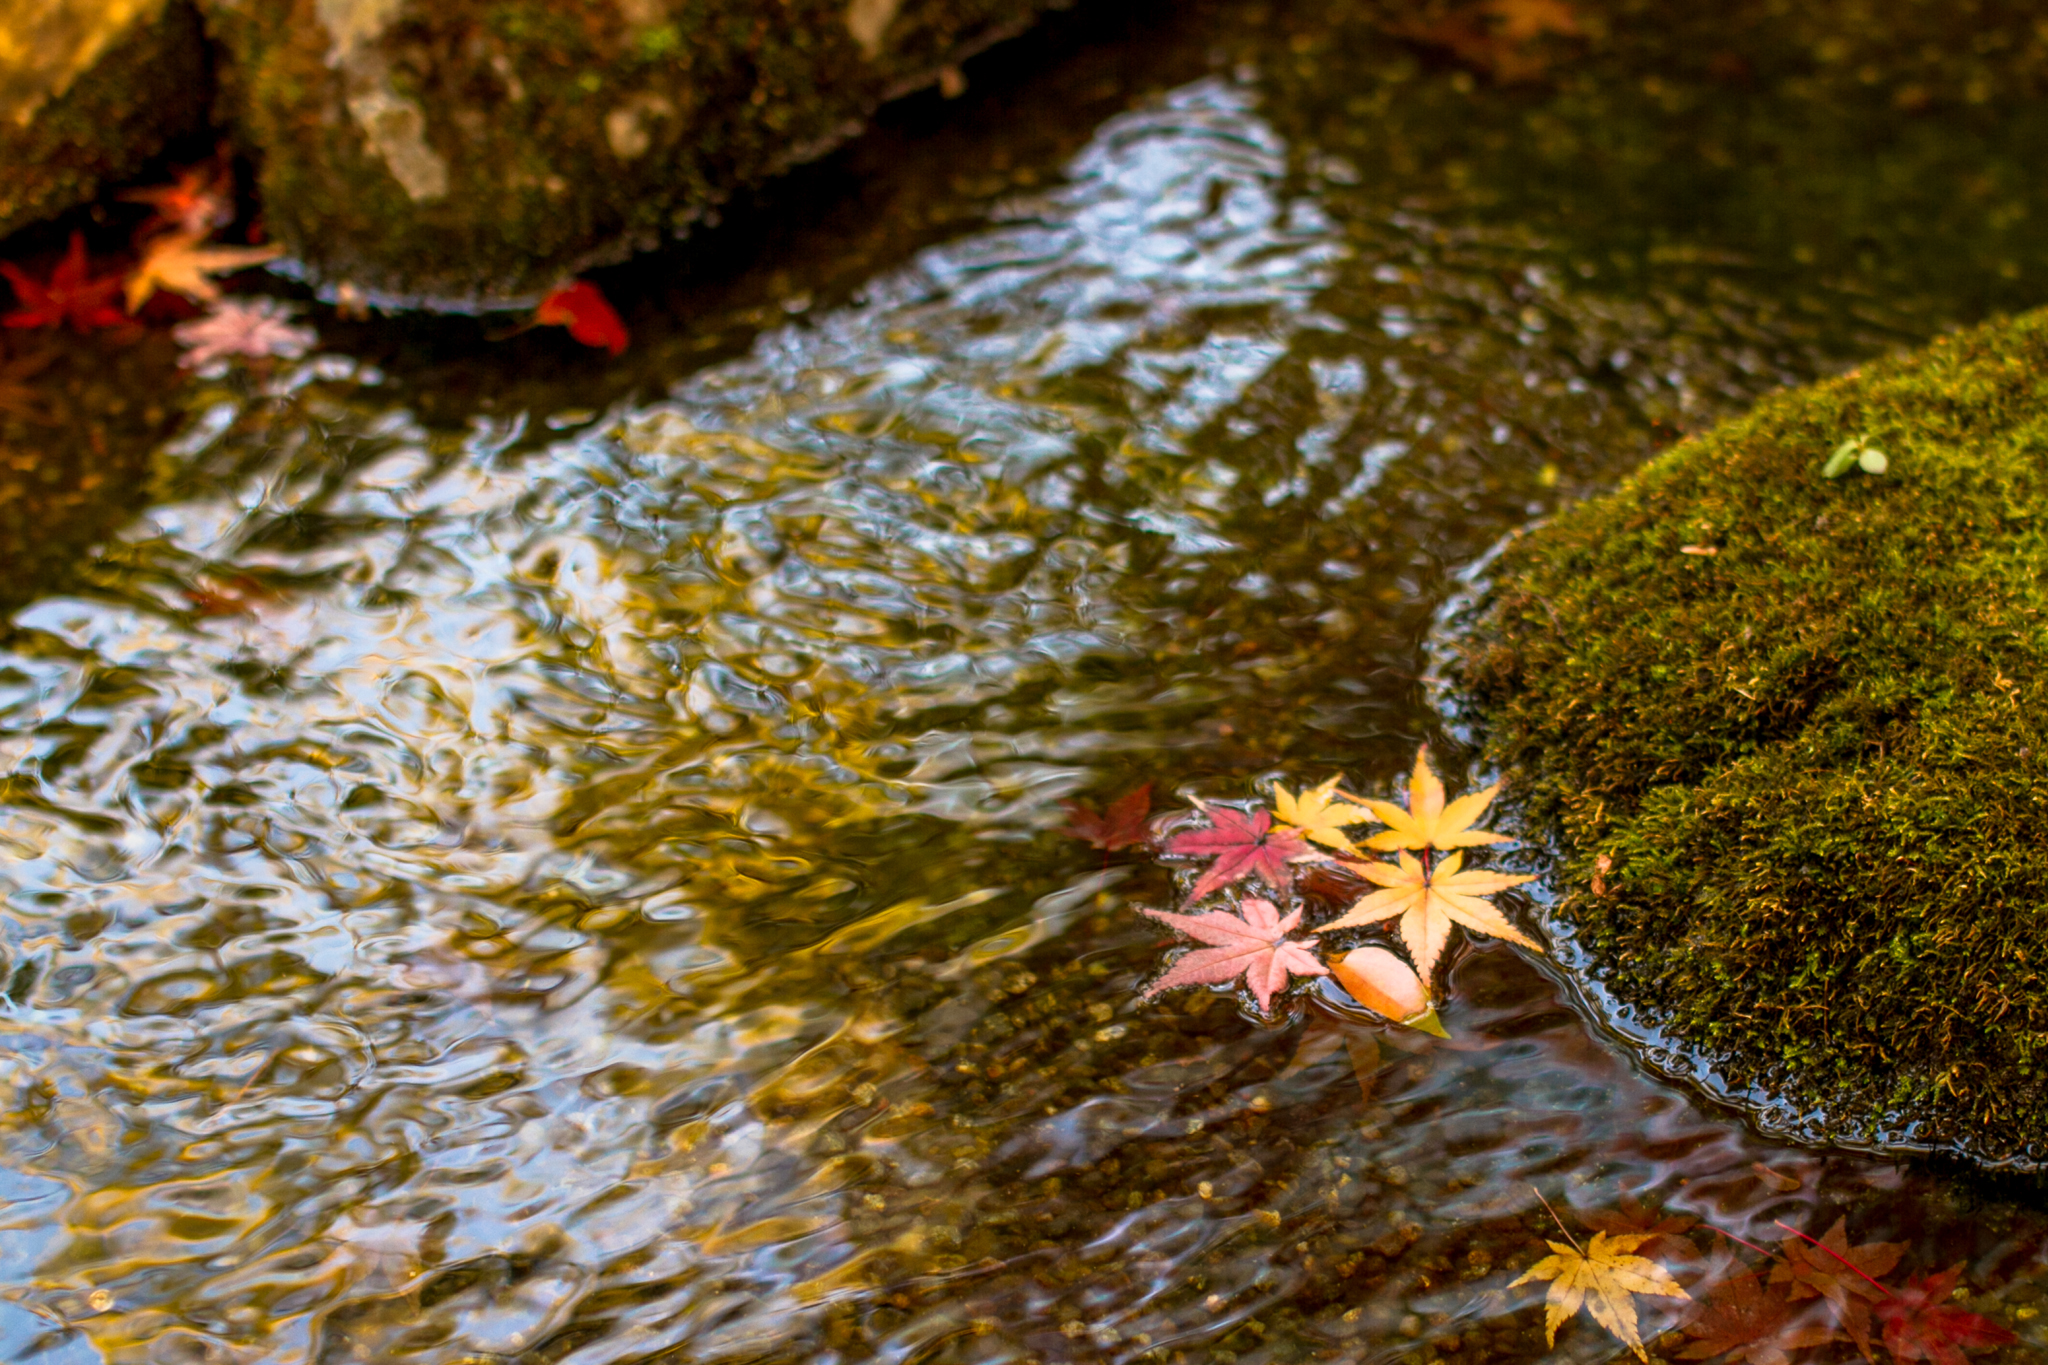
[{"x1": 2, "y1": 1, "x2": 2048, "y2": 1361}]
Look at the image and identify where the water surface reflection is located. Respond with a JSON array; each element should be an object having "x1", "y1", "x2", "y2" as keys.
[{"x1": 0, "y1": 6, "x2": 2045, "y2": 1362}]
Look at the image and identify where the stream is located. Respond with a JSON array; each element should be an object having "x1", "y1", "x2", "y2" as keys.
[{"x1": 0, "y1": 1, "x2": 2045, "y2": 1361}]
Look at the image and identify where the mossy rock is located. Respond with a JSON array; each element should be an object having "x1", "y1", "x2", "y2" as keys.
[
  {"x1": 1451, "y1": 307, "x2": 2048, "y2": 1166},
  {"x1": 202, "y1": 0, "x2": 1069, "y2": 303},
  {"x1": 0, "y1": 0, "x2": 211, "y2": 239}
]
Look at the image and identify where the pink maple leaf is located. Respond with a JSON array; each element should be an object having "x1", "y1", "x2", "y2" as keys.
[
  {"x1": 1140, "y1": 896, "x2": 1327, "y2": 1014},
  {"x1": 173, "y1": 298, "x2": 317, "y2": 368},
  {"x1": 1164, "y1": 803, "x2": 1311, "y2": 902}
]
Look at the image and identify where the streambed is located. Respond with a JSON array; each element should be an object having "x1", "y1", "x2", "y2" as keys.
[{"x1": 0, "y1": 1, "x2": 2045, "y2": 1362}]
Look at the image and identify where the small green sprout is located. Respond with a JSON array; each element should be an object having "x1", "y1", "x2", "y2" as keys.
[{"x1": 1823, "y1": 435, "x2": 1888, "y2": 478}]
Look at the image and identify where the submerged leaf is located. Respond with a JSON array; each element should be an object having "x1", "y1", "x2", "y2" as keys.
[
  {"x1": 1873, "y1": 1266, "x2": 2015, "y2": 1365},
  {"x1": 1061, "y1": 783, "x2": 1153, "y2": 851},
  {"x1": 1769, "y1": 1216, "x2": 1903, "y2": 1355},
  {"x1": 1679, "y1": 1273, "x2": 1836, "y2": 1365}
]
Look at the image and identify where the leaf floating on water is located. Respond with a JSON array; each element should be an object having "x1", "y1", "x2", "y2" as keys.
[
  {"x1": 1164, "y1": 803, "x2": 1311, "y2": 903},
  {"x1": 1321, "y1": 849, "x2": 1538, "y2": 982},
  {"x1": 1512, "y1": 1230, "x2": 1690, "y2": 1363},
  {"x1": 174, "y1": 299, "x2": 318, "y2": 368},
  {"x1": 1, "y1": 232, "x2": 127, "y2": 332},
  {"x1": 1329, "y1": 945, "x2": 1445, "y2": 1036},
  {"x1": 1138, "y1": 895, "x2": 1326, "y2": 1015},
  {"x1": 125, "y1": 232, "x2": 282, "y2": 311},
  {"x1": 1873, "y1": 1266, "x2": 2015, "y2": 1365},
  {"x1": 1061, "y1": 783, "x2": 1153, "y2": 851},
  {"x1": 1271, "y1": 775, "x2": 1373, "y2": 854},
  {"x1": 121, "y1": 162, "x2": 235, "y2": 238},
  {"x1": 536, "y1": 280, "x2": 630, "y2": 355},
  {"x1": 1357, "y1": 745, "x2": 1509, "y2": 852},
  {"x1": 1678, "y1": 1273, "x2": 1836, "y2": 1365}
]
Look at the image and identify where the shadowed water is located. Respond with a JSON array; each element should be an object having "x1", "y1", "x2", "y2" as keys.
[{"x1": 0, "y1": 2, "x2": 2046, "y2": 1361}]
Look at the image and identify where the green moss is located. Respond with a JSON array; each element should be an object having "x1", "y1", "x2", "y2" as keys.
[
  {"x1": 0, "y1": 0, "x2": 210, "y2": 239},
  {"x1": 1451, "y1": 307, "x2": 2048, "y2": 1162}
]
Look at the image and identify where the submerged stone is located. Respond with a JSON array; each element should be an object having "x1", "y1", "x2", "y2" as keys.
[
  {"x1": 0, "y1": 0, "x2": 210, "y2": 239},
  {"x1": 201, "y1": 0, "x2": 1072, "y2": 303},
  {"x1": 1452, "y1": 307, "x2": 2048, "y2": 1167}
]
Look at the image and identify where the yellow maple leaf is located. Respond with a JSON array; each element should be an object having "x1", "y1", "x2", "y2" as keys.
[
  {"x1": 1321, "y1": 849, "x2": 1538, "y2": 980},
  {"x1": 1357, "y1": 745, "x2": 1508, "y2": 852},
  {"x1": 1512, "y1": 1231, "x2": 1689, "y2": 1362},
  {"x1": 125, "y1": 232, "x2": 283, "y2": 312},
  {"x1": 1272, "y1": 775, "x2": 1374, "y2": 854}
]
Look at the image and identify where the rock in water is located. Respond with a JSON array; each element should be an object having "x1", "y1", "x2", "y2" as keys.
[
  {"x1": 1452, "y1": 307, "x2": 2048, "y2": 1166},
  {"x1": 0, "y1": 0, "x2": 211, "y2": 238},
  {"x1": 202, "y1": 0, "x2": 1068, "y2": 303}
]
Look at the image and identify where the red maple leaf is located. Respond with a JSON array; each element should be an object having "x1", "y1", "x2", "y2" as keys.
[
  {"x1": 1769, "y1": 1216, "x2": 1904, "y2": 1355},
  {"x1": 1140, "y1": 895, "x2": 1327, "y2": 1014},
  {"x1": 535, "y1": 280, "x2": 628, "y2": 355},
  {"x1": 1061, "y1": 782, "x2": 1153, "y2": 850},
  {"x1": 1164, "y1": 803, "x2": 1311, "y2": 902},
  {"x1": 1873, "y1": 1266, "x2": 2016, "y2": 1365},
  {"x1": 1678, "y1": 1273, "x2": 1835, "y2": 1365},
  {"x1": 1, "y1": 232, "x2": 127, "y2": 332}
]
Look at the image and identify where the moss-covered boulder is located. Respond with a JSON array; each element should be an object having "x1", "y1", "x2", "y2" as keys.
[
  {"x1": 0, "y1": 0, "x2": 211, "y2": 239},
  {"x1": 201, "y1": 0, "x2": 1070, "y2": 303},
  {"x1": 1453, "y1": 308, "x2": 2048, "y2": 1166}
]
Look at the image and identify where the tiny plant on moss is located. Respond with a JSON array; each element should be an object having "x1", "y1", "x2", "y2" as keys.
[{"x1": 1822, "y1": 434, "x2": 1888, "y2": 478}]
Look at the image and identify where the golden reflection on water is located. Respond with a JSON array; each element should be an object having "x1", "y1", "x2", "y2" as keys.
[{"x1": 0, "y1": 4, "x2": 2046, "y2": 1361}]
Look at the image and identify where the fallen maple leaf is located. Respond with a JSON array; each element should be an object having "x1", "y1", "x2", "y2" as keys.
[
  {"x1": 1357, "y1": 746, "x2": 1509, "y2": 852},
  {"x1": 1, "y1": 232, "x2": 127, "y2": 332},
  {"x1": 1061, "y1": 783, "x2": 1153, "y2": 850},
  {"x1": 1584, "y1": 1196, "x2": 1699, "y2": 1263},
  {"x1": 1679, "y1": 1273, "x2": 1836, "y2": 1365},
  {"x1": 1873, "y1": 1266, "x2": 2015, "y2": 1365},
  {"x1": 536, "y1": 280, "x2": 629, "y2": 355},
  {"x1": 1513, "y1": 1230, "x2": 1690, "y2": 1362},
  {"x1": 125, "y1": 232, "x2": 282, "y2": 311},
  {"x1": 1272, "y1": 775, "x2": 1374, "y2": 854},
  {"x1": 1329, "y1": 944, "x2": 1446, "y2": 1035},
  {"x1": 1770, "y1": 1217, "x2": 1904, "y2": 1355},
  {"x1": 1165, "y1": 803, "x2": 1312, "y2": 903},
  {"x1": 174, "y1": 298, "x2": 318, "y2": 368},
  {"x1": 1139, "y1": 895, "x2": 1327, "y2": 1014},
  {"x1": 121, "y1": 164, "x2": 234, "y2": 238},
  {"x1": 1321, "y1": 849, "x2": 1538, "y2": 981}
]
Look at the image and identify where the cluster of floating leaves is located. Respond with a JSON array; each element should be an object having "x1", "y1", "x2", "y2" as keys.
[
  {"x1": 0, "y1": 154, "x2": 630, "y2": 373},
  {"x1": 1068, "y1": 753, "x2": 2025, "y2": 1363},
  {"x1": 1067, "y1": 745, "x2": 1533, "y2": 1033}
]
